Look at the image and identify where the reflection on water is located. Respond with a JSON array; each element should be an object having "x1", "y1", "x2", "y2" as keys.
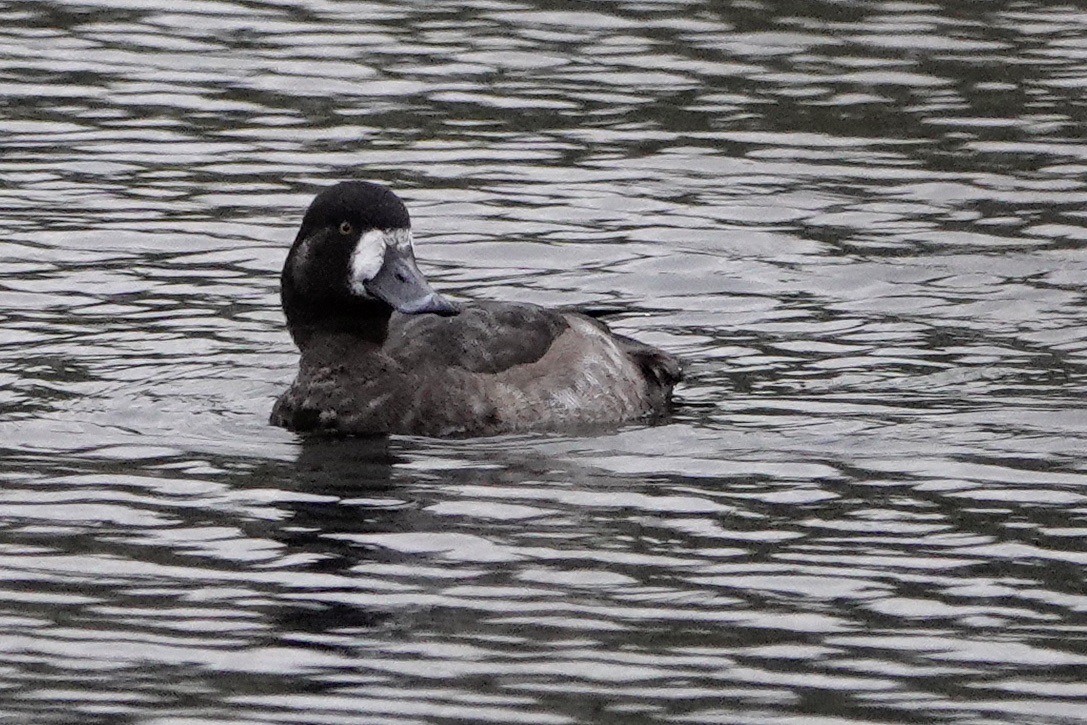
[{"x1": 2, "y1": 0, "x2": 1087, "y2": 722}]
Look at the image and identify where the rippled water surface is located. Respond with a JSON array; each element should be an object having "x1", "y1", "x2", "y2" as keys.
[{"x1": 3, "y1": 1, "x2": 1087, "y2": 723}]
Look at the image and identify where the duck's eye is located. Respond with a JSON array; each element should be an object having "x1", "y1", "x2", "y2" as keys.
[{"x1": 339, "y1": 221, "x2": 354, "y2": 236}]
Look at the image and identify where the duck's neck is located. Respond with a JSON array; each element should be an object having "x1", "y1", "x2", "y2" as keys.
[{"x1": 283, "y1": 293, "x2": 392, "y2": 349}]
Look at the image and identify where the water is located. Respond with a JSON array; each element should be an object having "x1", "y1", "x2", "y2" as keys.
[{"x1": 2, "y1": 1, "x2": 1087, "y2": 722}]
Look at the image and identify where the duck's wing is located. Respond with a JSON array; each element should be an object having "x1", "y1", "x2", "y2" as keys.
[{"x1": 385, "y1": 301, "x2": 569, "y2": 374}]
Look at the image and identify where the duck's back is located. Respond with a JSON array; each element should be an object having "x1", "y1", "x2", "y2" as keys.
[
  {"x1": 385, "y1": 301, "x2": 568, "y2": 373},
  {"x1": 272, "y1": 301, "x2": 681, "y2": 436}
]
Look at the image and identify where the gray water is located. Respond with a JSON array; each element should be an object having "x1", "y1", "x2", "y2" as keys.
[{"x1": 2, "y1": 1, "x2": 1087, "y2": 723}]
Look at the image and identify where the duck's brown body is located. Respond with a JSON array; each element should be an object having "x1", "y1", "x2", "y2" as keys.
[
  {"x1": 271, "y1": 181, "x2": 681, "y2": 438},
  {"x1": 272, "y1": 302, "x2": 681, "y2": 437}
]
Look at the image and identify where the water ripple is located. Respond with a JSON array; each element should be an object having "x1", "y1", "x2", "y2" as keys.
[{"x1": 2, "y1": 0, "x2": 1087, "y2": 723}]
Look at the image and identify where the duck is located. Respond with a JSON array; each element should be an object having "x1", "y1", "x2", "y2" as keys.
[{"x1": 270, "y1": 181, "x2": 682, "y2": 437}]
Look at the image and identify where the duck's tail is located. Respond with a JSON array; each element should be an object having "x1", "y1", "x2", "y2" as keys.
[{"x1": 614, "y1": 334, "x2": 683, "y2": 394}]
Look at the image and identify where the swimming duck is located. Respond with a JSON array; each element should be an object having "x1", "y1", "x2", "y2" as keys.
[{"x1": 271, "y1": 181, "x2": 682, "y2": 437}]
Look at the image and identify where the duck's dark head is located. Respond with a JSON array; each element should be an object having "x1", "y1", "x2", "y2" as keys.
[{"x1": 281, "y1": 181, "x2": 458, "y2": 347}]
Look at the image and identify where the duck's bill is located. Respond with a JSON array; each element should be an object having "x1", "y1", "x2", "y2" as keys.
[{"x1": 365, "y1": 247, "x2": 459, "y2": 316}]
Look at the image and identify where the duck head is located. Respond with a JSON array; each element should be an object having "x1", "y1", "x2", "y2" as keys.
[{"x1": 281, "y1": 181, "x2": 458, "y2": 347}]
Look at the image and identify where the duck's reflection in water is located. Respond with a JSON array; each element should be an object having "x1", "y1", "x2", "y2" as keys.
[
  {"x1": 279, "y1": 436, "x2": 402, "y2": 553},
  {"x1": 256, "y1": 435, "x2": 412, "y2": 637},
  {"x1": 245, "y1": 433, "x2": 694, "y2": 650}
]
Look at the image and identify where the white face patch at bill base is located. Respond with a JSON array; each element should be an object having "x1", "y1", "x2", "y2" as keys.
[{"x1": 349, "y1": 228, "x2": 414, "y2": 296}]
